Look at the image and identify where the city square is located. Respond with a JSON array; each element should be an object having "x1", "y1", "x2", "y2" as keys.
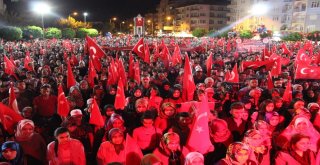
[{"x1": 0, "y1": 0, "x2": 320, "y2": 164}]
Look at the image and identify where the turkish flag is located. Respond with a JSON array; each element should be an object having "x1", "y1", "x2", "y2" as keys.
[
  {"x1": 295, "y1": 49, "x2": 311, "y2": 66},
  {"x1": 206, "y1": 52, "x2": 213, "y2": 77},
  {"x1": 9, "y1": 83, "x2": 19, "y2": 114},
  {"x1": 134, "y1": 61, "x2": 141, "y2": 85},
  {"x1": 262, "y1": 48, "x2": 270, "y2": 60},
  {"x1": 186, "y1": 96, "x2": 214, "y2": 154},
  {"x1": 117, "y1": 59, "x2": 127, "y2": 89},
  {"x1": 0, "y1": 103, "x2": 23, "y2": 134},
  {"x1": 225, "y1": 63, "x2": 239, "y2": 83},
  {"x1": 129, "y1": 52, "x2": 135, "y2": 79},
  {"x1": 281, "y1": 43, "x2": 291, "y2": 55},
  {"x1": 24, "y1": 51, "x2": 33, "y2": 71},
  {"x1": 182, "y1": 55, "x2": 196, "y2": 101},
  {"x1": 132, "y1": 38, "x2": 145, "y2": 59},
  {"x1": 160, "y1": 42, "x2": 171, "y2": 69},
  {"x1": 88, "y1": 58, "x2": 97, "y2": 88},
  {"x1": 89, "y1": 98, "x2": 104, "y2": 127},
  {"x1": 125, "y1": 133, "x2": 143, "y2": 165},
  {"x1": 67, "y1": 59, "x2": 77, "y2": 89},
  {"x1": 271, "y1": 57, "x2": 281, "y2": 76},
  {"x1": 240, "y1": 60, "x2": 273, "y2": 71},
  {"x1": 57, "y1": 84, "x2": 70, "y2": 117},
  {"x1": 86, "y1": 36, "x2": 105, "y2": 72},
  {"x1": 226, "y1": 40, "x2": 231, "y2": 53},
  {"x1": 171, "y1": 44, "x2": 182, "y2": 67},
  {"x1": 267, "y1": 71, "x2": 274, "y2": 89},
  {"x1": 295, "y1": 64, "x2": 320, "y2": 80},
  {"x1": 282, "y1": 80, "x2": 292, "y2": 103},
  {"x1": 3, "y1": 55, "x2": 15, "y2": 75},
  {"x1": 144, "y1": 43, "x2": 150, "y2": 64},
  {"x1": 114, "y1": 77, "x2": 126, "y2": 110}
]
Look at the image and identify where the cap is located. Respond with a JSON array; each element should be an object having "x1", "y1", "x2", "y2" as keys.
[
  {"x1": 195, "y1": 65, "x2": 203, "y2": 72},
  {"x1": 70, "y1": 109, "x2": 83, "y2": 116}
]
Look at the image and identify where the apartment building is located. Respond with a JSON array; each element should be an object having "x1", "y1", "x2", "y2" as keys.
[{"x1": 227, "y1": 0, "x2": 320, "y2": 32}]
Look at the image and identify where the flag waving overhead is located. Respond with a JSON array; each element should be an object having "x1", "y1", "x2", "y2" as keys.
[
  {"x1": 132, "y1": 38, "x2": 145, "y2": 59},
  {"x1": 282, "y1": 80, "x2": 292, "y2": 103},
  {"x1": 3, "y1": 55, "x2": 15, "y2": 76},
  {"x1": 57, "y1": 84, "x2": 70, "y2": 117},
  {"x1": 182, "y1": 55, "x2": 196, "y2": 101},
  {"x1": 295, "y1": 64, "x2": 320, "y2": 80},
  {"x1": 206, "y1": 52, "x2": 213, "y2": 77},
  {"x1": 171, "y1": 44, "x2": 182, "y2": 66},
  {"x1": 187, "y1": 96, "x2": 214, "y2": 154},
  {"x1": 9, "y1": 83, "x2": 19, "y2": 114},
  {"x1": 86, "y1": 36, "x2": 105, "y2": 72},
  {"x1": 88, "y1": 58, "x2": 97, "y2": 88},
  {"x1": 144, "y1": 43, "x2": 151, "y2": 64},
  {"x1": 24, "y1": 51, "x2": 33, "y2": 71},
  {"x1": 0, "y1": 103, "x2": 23, "y2": 134},
  {"x1": 225, "y1": 63, "x2": 239, "y2": 83},
  {"x1": 89, "y1": 98, "x2": 104, "y2": 127},
  {"x1": 67, "y1": 59, "x2": 77, "y2": 89},
  {"x1": 114, "y1": 77, "x2": 126, "y2": 110}
]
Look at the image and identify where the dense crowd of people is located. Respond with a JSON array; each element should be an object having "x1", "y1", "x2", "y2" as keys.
[{"x1": 0, "y1": 36, "x2": 320, "y2": 165}]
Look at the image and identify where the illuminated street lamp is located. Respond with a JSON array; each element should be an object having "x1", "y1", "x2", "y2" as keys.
[
  {"x1": 110, "y1": 17, "x2": 117, "y2": 23},
  {"x1": 73, "y1": 12, "x2": 78, "y2": 16},
  {"x1": 147, "y1": 20, "x2": 154, "y2": 36},
  {"x1": 248, "y1": 3, "x2": 269, "y2": 31},
  {"x1": 120, "y1": 21, "x2": 125, "y2": 32},
  {"x1": 83, "y1": 12, "x2": 88, "y2": 23},
  {"x1": 33, "y1": 2, "x2": 51, "y2": 37}
]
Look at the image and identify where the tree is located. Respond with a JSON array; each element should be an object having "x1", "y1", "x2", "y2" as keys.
[
  {"x1": 44, "y1": 27, "x2": 62, "y2": 39},
  {"x1": 22, "y1": 26, "x2": 43, "y2": 39},
  {"x1": 57, "y1": 16, "x2": 92, "y2": 29},
  {"x1": 281, "y1": 32, "x2": 303, "y2": 41},
  {"x1": 192, "y1": 28, "x2": 207, "y2": 37},
  {"x1": 0, "y1": 26, "x2": 23, "y2": 41},
  {"x1": 239, "y1": 30, "x2": 253, "y2": 39},
  {"x1": 307, "y1": 31, "x2": 320, "y2": 41},
  {"x1": 62, "y1": 28, "x2": 76, "y2": 39}
]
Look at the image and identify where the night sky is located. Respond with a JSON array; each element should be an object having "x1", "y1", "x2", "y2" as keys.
[{"x1": 54, "y1": 0, "x2": 161, "y2": 22}]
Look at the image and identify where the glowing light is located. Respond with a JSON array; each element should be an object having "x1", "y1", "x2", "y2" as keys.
[
  {"x1": 32, "y1": 2, "x2": 51, "y2": 15},
  {"x1": 249, "y1": 3, "x2": 269, "y2": 16}
]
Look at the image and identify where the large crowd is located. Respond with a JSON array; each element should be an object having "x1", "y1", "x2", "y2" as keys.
[{"x1": 0, "y1": 36, "x2": 320, "y2": 165}]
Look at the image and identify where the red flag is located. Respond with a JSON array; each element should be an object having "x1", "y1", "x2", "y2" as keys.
[
  {"x1": 182, "y1": 55, "x2": 196, "y2": 101},
  {"x1": 225, "y1": 63, "x2": 239, "y2": 83},
  {"x1": 24, "y1": 51, "x2": 33, "y2": 71},
  {"x1": 171, "y1": 44, "x2": 182, "y2": 66},
  {"x1": 270, "y1": 57, "x2": 281, "y2": 76},
  {"x1": 88, "y1": 58, "x2": 97, "y2": 88},
  {"x1": 126, "y1": 35, "x2": 132, "y2": 46},
  {"x1": 281, "y1": 43, "x2": 291, "y2": 55},
  {"x1": 118, "y1": 59, "x2": 127, "y2": 88},
  {"x1": 114, "y1": 77, "x2": 126, "y2": 110},
  {"x1": 160, "y1": 42, "x2": 171, "y2": 69},
  {"x1": 295, "y1": 49, "x2": 311, "y2": 65},
  {"x1": 144, "y1": 43, "x2": 150, "y2": 64},
  {"x1": 57, "y1": 84, "x2": 70, "y2": 117},
  {"x1": 86, "y1": 36, "x2": 105, "y2": 72},
  {"x1": 187, "y1": 96, "x2": 214, "y2": 154},
  {"x1": 0, "y1": 103, "x2": 23, "y2": 134},
  {"x1": 108, "y1": 59, "x2": 119, "y2": 86},
  {"x1": 295, "y1": 64, "x2": 320, "y2": 80},
  {"x1": 134, "y1": 61, "x2": 141, "y2": 85},
  {"x1": 132, "y1": 38, "x2": 145, "y2": 59},
  {"x1": 9, "y1": 83, "x2": 19, "y2": 114},
  {"x1": 226, "y1": 40, "x2": 231, "y2": 53},
  {"x1": 67, "y1": 59, "x2": 77, "y2": 89},
  {"x1": 125, "y1": 133, "x2": 143, "y2": 165},
  {"x1": 129, "y1": 52, "x2": 135, "y2": 79},
  {"x1": 206, "y1": 52, "x2": 213, "y2": 77},
  {"x1": 282, "y1": 80, "x2": 292, "y2": 103},
  {"x1": 89, "y1": 99, "x2": 104, "y2": 127},
  {"x1": 3, "y1": 55, "x2": 15, "y2": 75},
  {"x1": 267, "y1": 71, "x2": 274, "y2": 89},
  {"x1": 262, "y1": 48, "x2": 270, "y2": 60}
]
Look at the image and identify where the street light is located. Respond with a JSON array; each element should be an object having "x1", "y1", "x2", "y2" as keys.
[
  {"x1": 83, "y1": 12, "x2": 88, "y2": 23},
  {"x1": 32, "y1": 2, "x2": 51, "y2": 37},
  {"x1": 147, "y1": 20, "x2": 154, "y2": 36},
  {"x1": 109, "y1": 17, "x2": 117, "y2": 23},
  {"x1": 120, "y1": 21, "x2": 125, "y2": 32},
  {"x1": 73, "y1": 12, "x2": 78, "y2": 16},
  {"x1": 248, "y1": 3, "x2": 269, "y2": 31}
]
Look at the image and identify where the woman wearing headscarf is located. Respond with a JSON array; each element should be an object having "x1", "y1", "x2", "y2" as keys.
[
  {"x1": 14, "y1": 119, "x2": 47, "y2": 165},
  {"x1": 184, "y1": 152, "x2": 204, "y2": 165},
  {"x1": 243, "y1": 129, "x2": 270, "y2": 165},
  {"x1": 0, "y1": 141, "x2": 24, "y2": 165},
  {"x1": 206, "y1": 119, "x2": 233, "y2": 164},
  {"x1": 155, "y1": 102, "x2": 177, "y2": 132},
  {"x1": 217, "y1": 142, "x2": 256, "y2": 165},
  {"x1": 47, "y1": 127, "x2": 86, "y2": 165},
  {"x1": 153, "y1": 132, "x2": 189, "y2": 165},
  {"x1": 96, "y1": 128, "x2": 126, "y2": 165},
  {"x1": 275, "y1": 133, "x2": 316, "y2": 165},
  {"x1": 276, "y1": 115, "x2": 320, "y2": 152}
]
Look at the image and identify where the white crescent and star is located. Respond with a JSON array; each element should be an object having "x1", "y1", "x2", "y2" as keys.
[
  {"x1": 301, "y1": 68, "x2": 309, "y2": 75},
  {"x1": 300, "y1": 53, "x2": 306, "y2": 61},
  {"x1": 90, "y1": 46, "x2": 97, "y2": 56},
  {"x1": 229, "y1": 71, "x2": 235, "y2": 80},
  {"x1": 137, "y1": 45, "x2": 143, "y2": 53},
  {"x1": 247, "y1": 64, "x2": 257, "y2": 68}
]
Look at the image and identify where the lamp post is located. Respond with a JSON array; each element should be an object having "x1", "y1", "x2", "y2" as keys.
[
  {"x1": 83, "y1": 12, "x2": 88, "y2": 23},
  {"x1": 147, "y1": 20, "x2": 154, "y2": 36},
  {"x1": 33, "y1": 2, "x2": 51, "y2": 38},
  {"x1": 166, "y1": 16, "x2": 175, "y2": 34},
  {"x1": 120, "y1": 21, "x2": 125, "y2": 32}
]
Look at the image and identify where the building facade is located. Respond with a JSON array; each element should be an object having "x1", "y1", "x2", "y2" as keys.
[
  {"x1": 227, "y1": 0, "x2": 320, "y2": 32},
  {"x1": 0, "y1": 0, "x2": 6, "y2": 15},
  {"x1": 156, "y1": 0, "x2": 229, "y2": 33}
]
